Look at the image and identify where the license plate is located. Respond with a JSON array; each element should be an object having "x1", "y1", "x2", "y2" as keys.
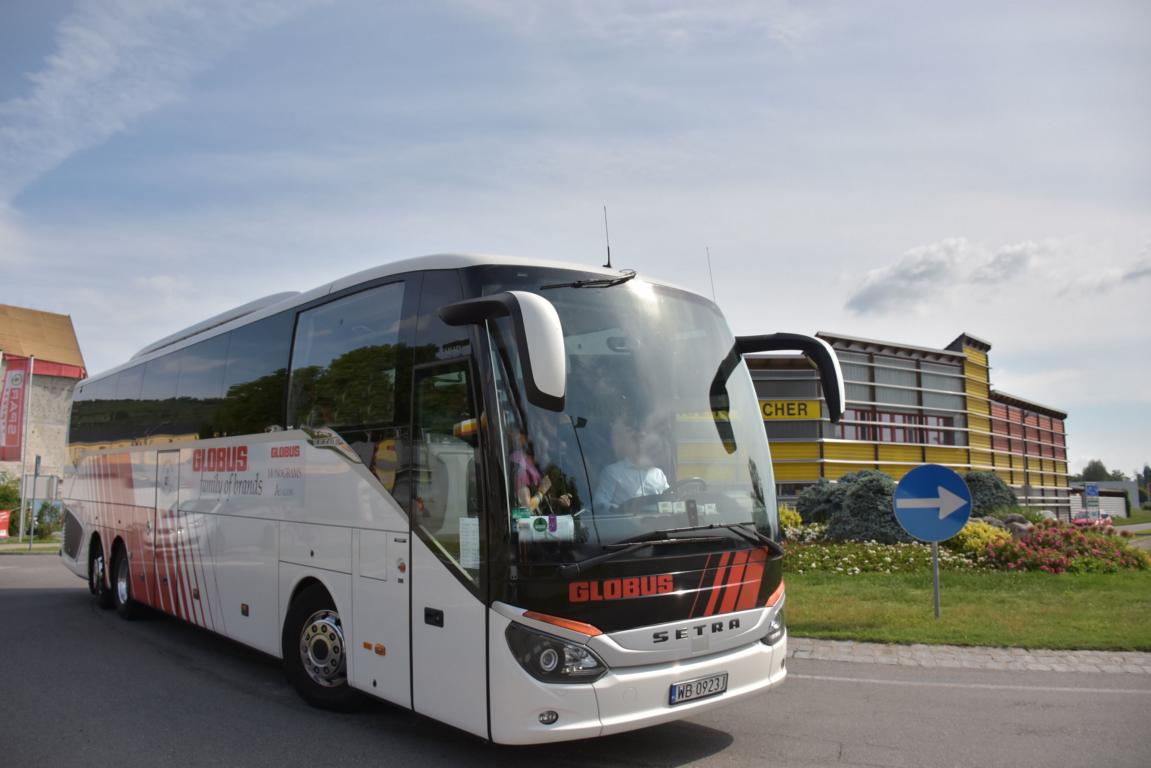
[{"x1": 669, "y1": 672, "x2": 728, "y2": 705}]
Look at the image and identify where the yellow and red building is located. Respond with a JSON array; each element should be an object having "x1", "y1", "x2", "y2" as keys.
[{"x1": 749, "y1": 332, "x2": 1071, "y2": 517}]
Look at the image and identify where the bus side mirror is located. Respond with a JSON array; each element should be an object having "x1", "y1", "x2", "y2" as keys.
[
  {"x1": 439, "y1": 291, "x2": 566, "y2": 412},
  {"x1": 734, "y1": 333, "x2": 846, "y2": 423}
]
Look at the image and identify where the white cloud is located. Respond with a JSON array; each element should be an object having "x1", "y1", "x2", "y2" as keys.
[
  {"x1": 454, "y1": 0, "x2": 817, "y2": 46},
  {"x1": 0, "y1": 0, "x2": 326, "y2": 203}
]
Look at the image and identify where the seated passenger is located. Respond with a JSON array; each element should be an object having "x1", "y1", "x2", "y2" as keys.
[
  {"x1": 593, "y1": 417, "x2": 669, "y2": 515},
  {"x1": 510, "y1": 428, "x2": 571, "y2": 515}
]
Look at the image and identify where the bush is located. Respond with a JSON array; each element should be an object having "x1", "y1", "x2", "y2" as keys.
[
  {"x1": 943, "y1": 520, "x2": 1012, "y2": 561},
  {"x1": 795, "y1": 479, "x2": 845, "y2": 524},
  {"x1": 0, "y1": 472, "x2": 19, "y2": 510},
  {"x1": 965, "y1": 472, "x2": 1018, "y2": 516},
  {"x1": 986, "y1": 521, "x2": 1151, "y2": 574},
  {"x1": 826, "y1": 471, "x2": 913, "y2": 544},
  {"x1": 785, "y1": 540, "x2": 978, "y2": 574},
  {"x1": 778, "y1": 503, "x2": 802, "y2": 530}
]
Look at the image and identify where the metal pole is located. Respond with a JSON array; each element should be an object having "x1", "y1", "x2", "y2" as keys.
[
  {"x1": 17, "y1": 355, "x2": 34, "y2": 543},
  {"x1": 28, "y1": 455, "x2": 39, "y2": 551},
  {"x1": 932, "y1": 541, "x2": 941, "y2": 618}
]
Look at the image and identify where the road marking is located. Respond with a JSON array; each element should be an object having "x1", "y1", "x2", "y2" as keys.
[{"x1": 791, "y1": 673, "x2": 1151, "y2": 696}]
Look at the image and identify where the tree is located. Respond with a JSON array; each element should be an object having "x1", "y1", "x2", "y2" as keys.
[{"x1": 1076, "y1": 459, "x2": 1128, "y2": 482}]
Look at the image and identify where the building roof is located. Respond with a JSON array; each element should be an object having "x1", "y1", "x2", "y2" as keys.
[
  {"x1": 816, "y1": 331, "x2": 966, "y2": 361},
  {"x1": 946, "y1": 332, "x2": 992, "y2": 353},
  {"x1": 990, "y1": 389, "x2": 1068, "y2": 420},
  {"x1": 0, "y1": 304, "x2": 86, "y2": 370}
]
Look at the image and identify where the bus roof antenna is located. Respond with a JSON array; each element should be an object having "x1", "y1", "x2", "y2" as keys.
[
  {"x1": 602, "y1": 205, "x2": 612, "y2": 269},
  {"x1": 706, "y1": 247, "x2": 718, "y2": 303}
]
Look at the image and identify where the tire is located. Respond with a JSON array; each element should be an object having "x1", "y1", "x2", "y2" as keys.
[
  {"x1": 282, "y1": 583, "x2": 360, "y2": 711},
  {"x1": 90, "y1": 540, "x2": 113, "y2": 610},
  {"x1": 112, "y1": 546, "x2": 140, "y2": 620}
]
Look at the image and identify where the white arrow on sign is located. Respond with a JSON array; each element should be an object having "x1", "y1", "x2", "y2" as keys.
[{"x1": 895, "y1": 486, "x2": 968, "y2": 520}]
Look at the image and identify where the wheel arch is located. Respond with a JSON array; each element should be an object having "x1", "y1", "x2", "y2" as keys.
[{"x1": 280, "y1": 574, "x2": 348, "y2": 647}]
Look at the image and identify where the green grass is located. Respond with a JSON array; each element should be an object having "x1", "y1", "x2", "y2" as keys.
[
  {"x1": 1116, "y1": 509, "x2": 1151, "y2": 526},
  {"x1": 786, "y1": 569, "x2": 1151, "y2": 651}
]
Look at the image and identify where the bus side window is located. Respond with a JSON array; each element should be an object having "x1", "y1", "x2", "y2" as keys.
[{"x1": 288, "y1": 282, "x2": 405, "y2": 430}]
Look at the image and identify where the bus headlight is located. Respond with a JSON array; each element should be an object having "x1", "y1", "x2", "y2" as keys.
[
  {"x1": 505, "y1": 623, "x2": 607, "y2": 683},
  {"x1": 763, "y1": 604, "x2": 785, "y2": 646}
]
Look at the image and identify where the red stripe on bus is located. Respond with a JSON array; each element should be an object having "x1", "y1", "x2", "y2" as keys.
[
  {"x1": 701, "y1": 552, "x2": 731, "y2": 617},
  {"x1": 734, "y1": 548, "x2": 768, "y2": 611},
  {"x1": 718, "y1": 550, "x2": 749, "y2": 615}
]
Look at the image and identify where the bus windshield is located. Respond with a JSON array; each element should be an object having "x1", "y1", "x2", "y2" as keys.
[{"x1": 466, "y1": 265, "x2": 776, "y2": 568}]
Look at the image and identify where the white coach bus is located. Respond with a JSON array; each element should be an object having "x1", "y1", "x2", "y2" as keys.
[{"x1": 60, "y1": 255, "x2": 843, "y2": 744}]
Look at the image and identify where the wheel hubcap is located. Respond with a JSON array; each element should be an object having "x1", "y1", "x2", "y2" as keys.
[
  {"x1": 116, "y1": 557, "x2": 130, "y2": 604},
  {"x1": 94, "y1": 552, "x2": 105, "y2": 590},
  {"x1": 299, "y1": 610, "x2": 346, "y2": 688}
]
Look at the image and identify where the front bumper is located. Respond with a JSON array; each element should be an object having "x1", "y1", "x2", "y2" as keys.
[{"x1": 488, "y1": 610, "x2": 787, "y2": 745}]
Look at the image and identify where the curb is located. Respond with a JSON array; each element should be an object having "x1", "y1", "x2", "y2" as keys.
[{"x1": 789, "y1": 637, "x2": 1151, "y2": 674}]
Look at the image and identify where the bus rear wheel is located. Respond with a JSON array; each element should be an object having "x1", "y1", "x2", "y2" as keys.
[
  {"x1": 282, "y1": 583, "x2": 360, "y2": 711},
  {"x1": 90, "y1": 540, "x2": 113, "y2": 610},
  {"x1": 112, "y1": 545, "x2": 140, "y2": 619}
]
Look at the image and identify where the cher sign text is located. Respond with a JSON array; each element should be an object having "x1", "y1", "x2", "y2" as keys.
[{"x1": 759, "y1": 400, "x2": 821, "y2": 420}]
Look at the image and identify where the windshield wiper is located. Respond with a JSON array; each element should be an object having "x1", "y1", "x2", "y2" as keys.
[
  {"x1": 558, "y1": 535, "x2": 728, "y2": 579},
  {"x1": 556, "y1": 521, "x2": 784, "y2": 579},
  {"x1": 540, "y1": 269, "x2": 636, "y2": 290}
]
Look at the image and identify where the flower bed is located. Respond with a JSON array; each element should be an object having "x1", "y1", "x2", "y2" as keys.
[
  {"x1": 986, "y1": 520, "x2": 1150, "y2": 574},
  {"x1": 784, "y1": 539, "x2": 980, "y2": 575}
]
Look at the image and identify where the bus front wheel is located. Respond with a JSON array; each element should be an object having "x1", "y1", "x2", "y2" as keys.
[{"x1": 282, "y1": 583, "x2": 360, "y2": 711}]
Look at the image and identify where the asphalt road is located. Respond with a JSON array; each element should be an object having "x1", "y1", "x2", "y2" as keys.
[{"x1": 3, "y1": 554, "x2": 1148, "y2": 768}]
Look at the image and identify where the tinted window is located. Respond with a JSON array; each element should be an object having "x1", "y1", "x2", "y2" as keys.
[
  {"x1": 69, "y1": 375, "x2": 119, "y2": 445},
  {"x1": 289, "y1": 282, "x2": 405, "y2": 429},
  {"x1": 138, "y1": 351, "x2": 183, "y2": 441},
  {"x1": 176, "y1": 335, "x2": 229, "y2": 439},
  {"x1": 217, "y1": 312, "x2": 293, "y2": 435}
]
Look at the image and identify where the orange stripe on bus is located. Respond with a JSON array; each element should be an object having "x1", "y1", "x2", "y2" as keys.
[{"x1": 523, "y1": 611, "x2": 603, "y2": 637}]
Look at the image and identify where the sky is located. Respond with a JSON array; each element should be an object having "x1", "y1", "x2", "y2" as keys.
[{"x1": 1, "y1": 0, "x2": 1148, "y2": 476}]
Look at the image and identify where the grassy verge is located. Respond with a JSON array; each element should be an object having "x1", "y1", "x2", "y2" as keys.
[
  {"x1": 1116, "y1": 509, "x2": 1151, "y2": 526},
  {"x1": 786, "y1": 569, "x2": 1151, "y2": 651}
]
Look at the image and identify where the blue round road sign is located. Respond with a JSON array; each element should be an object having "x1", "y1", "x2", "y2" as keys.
[{"x1": 893, "y1": 464, "x2": 972, "y2": 543}]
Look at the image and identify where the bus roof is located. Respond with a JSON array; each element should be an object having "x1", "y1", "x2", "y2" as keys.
[{"x1": 91, "y1": 254, "x2": 627, "y2": 382}]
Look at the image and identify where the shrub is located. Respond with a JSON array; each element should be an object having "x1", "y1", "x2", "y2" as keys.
[
  {"x1": 778, "y1": 503, "x2": 802, "y2": 530},
  {"x1": 826, "y1": 471, "x2": 913, "y2": 544},
  {"x1": 965, "y1": 472, "x2": 1018, "y2": 516},
  {"x1": 986, "y1": 520, "x2": 1151, "y2": 574},
  {"x1": 0, "y1": 472, "x2": 19, "y2": 510},
  {"x1": 785, "y1": 540, "x2": 978, "y2": 574},
  {"x1": 795, "y1": 479, "x2": 845, "y2": 524},
  {"x1": 943, "y1": 520, "x2": 1012, "y2": 561}
]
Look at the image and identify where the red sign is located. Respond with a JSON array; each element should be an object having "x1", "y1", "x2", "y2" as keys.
[
  {"x1": 0, "y1": 356, "x2": 30, "y2": 462},
  {"x1": 0, "y1": 510, "x2": 10, "y2": 539}
]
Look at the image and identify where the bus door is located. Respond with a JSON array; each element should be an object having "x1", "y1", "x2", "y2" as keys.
[{"x1": 409, "y1": 359, "x2": 489, "y2": 738}]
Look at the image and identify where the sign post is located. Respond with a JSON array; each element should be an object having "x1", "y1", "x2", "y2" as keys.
[
  {"x1": 893, "y1": 464, "x2": 972, "y2": 618},
  {"x1": 1084, "y1": 483, "x2": 1100, "y2": 521}
]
